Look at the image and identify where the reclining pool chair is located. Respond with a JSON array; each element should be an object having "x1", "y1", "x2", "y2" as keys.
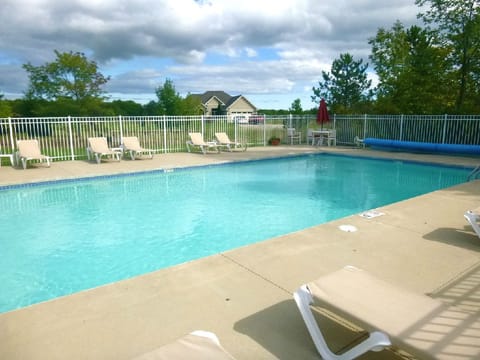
[
  {"x1": 186, "y1": 132, "x2": 219, "y2": 154},
  {"x1": 464, "y1": 207, "x2": 480, "y2": 238},
  {"x1": 16, "y1": 139, "x2": 51, "y2": 169},
  {"x1": 214, "y1": 132, "x2": 247, "y2": 152},
  {"x1": 87, "y1": 137, "x2": 122, "y2": 164},
  {"x1": 131, "y1": 331, "x2": 236, "y2": 360},
  {"x1": 294, "y1": 265, "x2": 479, "y2": 360},
  {"x1": 121, "y1": 136, "x2": 154, "y2": 160}
]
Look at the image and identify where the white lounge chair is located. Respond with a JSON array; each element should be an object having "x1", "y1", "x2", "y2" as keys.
[
  {"x1": 121, "y1": 136, "x2": 153, "y2": 160},
  {"x1": 186, "y1": 132, "x2": 219, "y2": 154},
  {"x1": 131, "y1": 331, "x2": 235, "y2": 360},
  {"x1": 464, "y1": 207, "x2": 480, "y2": 238},
  {"x1": 215, "y1": 132, "x2": 247, "y2": 152},
  {"x1": 16, "y1": 139, "x2": 51, "y2": 169},
  {"x1": 87, "y1": 137, "x2": 121, "y2": 164},
  {"x1": 294, "y1": 265, "x2": 478, "y2": 360}
]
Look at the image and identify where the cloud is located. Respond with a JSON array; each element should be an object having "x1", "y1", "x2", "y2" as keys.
[{"x1": 0, "y1": 0, "x2": 421, "y2": 108}]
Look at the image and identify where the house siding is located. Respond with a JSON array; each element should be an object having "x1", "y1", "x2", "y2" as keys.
[
  {"x1": 204, "y1": 97, "x2": 222, "y2": 115},
  {"x1": 228, "y1": 97, "x2": 255, "y2": 116},
  {"x1": 194, "y1": 91, "x2": 257, "y2": 116}
]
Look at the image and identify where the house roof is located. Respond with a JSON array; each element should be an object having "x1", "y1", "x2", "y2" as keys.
[
  {"x1": 192, "y1": 91, "x2": 257, "y2": 110},
  {"x1": 195, "y1": 91, "x2": 232, "y2": 106}
]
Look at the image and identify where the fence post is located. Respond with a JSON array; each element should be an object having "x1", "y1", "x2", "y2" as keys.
[
  {"x1": 400, "y1": 114, "x2": 404, "y2": 141},
  {"x1": 442, "y1": 114, "x2": 447, "y2": 143},
  {"x1": 67, "y1": 115, "x2": 75, "y2": 161},
  {"x1": 363, "y1": 114, "x2": 367, "y2": 140},
  {"x1": 263, "y1": 115, "x2": 267, "y2": 146},
  {"x1": 118, "y1": 115, "x2": 123, "y2": 141},
  {"x1": 234, "y1": 117, "x2": 238, "y2": 143},
  {"x1": 8, "y1": 117, "x2": 14, "y2": 152},
  {"x1": 163, "y1": 115, "x2": 167, "y2": 153}
]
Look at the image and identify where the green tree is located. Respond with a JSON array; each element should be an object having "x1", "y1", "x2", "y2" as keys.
[
  {"x1": 369, "y1": 21, "x2": 410, "y2": 102},
  {"x1": 289, "y1": 98, "x2": 303, "y2": 114},
  {"x1": 179, "y1": 94, "x2": 203, "y2": 115},
  {"x1": 23, "y1": 50, "x2": 110, "y2": 101},
  {"x1": 108, "y1": 100, "x2": 144, "y2": 115},
  {"x1": 143, "y1": 100, "x2": 160, "y2": 115},
  {"x1": 311, "y1": 53, "x2": 372, "y2": 113},
  {"x1": 416, "y1": 0, "x2": 480, "y2": 112},
  {"x1": 0, "y1": 93, "x2": 12, "y2": 117},
  {"x1": 155, "y1": 79, "x2": 182, "y2": 115},
  {"x1": 370, "y1": 23, "x2": 451, "y2": 113}
]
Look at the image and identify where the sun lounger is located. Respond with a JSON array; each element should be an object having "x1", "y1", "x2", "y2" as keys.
[
  {"x1": 16, "y1": 139, "x2": 51, "y2": 169},
  {"x1": 121, "y1": 136, "x2": 154, "y2": 160},
  {"x1": 294, "y1": 265, "x2": 479, "y2": 360},
  {"x1": 464, "y1": 207, "x2": 480, "y2": 238},
  {"x1": 214, "y1": 132, "x2": 247, "y2": 152},
  {"x1": 186, "y1": 132, "x2": 219, "y2": 154},
  {"x1": 87, "y1": 137, "x2": 122, "y2": 164},
  {"x1": 131, "y1": 331, "x2": 236, "y2": 360}
]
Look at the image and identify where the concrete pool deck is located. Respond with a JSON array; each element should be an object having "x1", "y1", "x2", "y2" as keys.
[{"x1": 1, "y1": 146, "x2": 480, "y2": 359}]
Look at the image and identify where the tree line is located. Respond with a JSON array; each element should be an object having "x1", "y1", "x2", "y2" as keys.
[
  {"x1": 309, "y1": 0, "x2": 480, "y2": 115},
  {"x1": 0, "y1": 0, "x2": 478, "y2": 117}
]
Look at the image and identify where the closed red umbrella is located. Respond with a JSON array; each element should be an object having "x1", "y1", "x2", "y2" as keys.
[{"x1": 316, "y1": 98, "x2": 330, "y2": 128}]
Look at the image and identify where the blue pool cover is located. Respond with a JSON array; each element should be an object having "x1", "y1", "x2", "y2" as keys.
[{"x1": 364, "y1": 138, "x2": 480, "y2": 155}]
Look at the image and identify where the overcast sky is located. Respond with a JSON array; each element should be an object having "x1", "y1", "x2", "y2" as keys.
[{"x1": 0, "y1": 0, "x2": 422, "y2": 110}]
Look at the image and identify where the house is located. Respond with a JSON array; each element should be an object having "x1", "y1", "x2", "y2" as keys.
[{"x1": 192, "y1": 91, "x2": 257, "y2": 119}]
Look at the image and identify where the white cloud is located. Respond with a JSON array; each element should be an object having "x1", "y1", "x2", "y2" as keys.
[{"x1": 0, "y1": 0, "x2": 421, "y2": 109}]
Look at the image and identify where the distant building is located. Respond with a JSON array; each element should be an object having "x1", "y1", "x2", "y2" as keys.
[{"x1": 192, "y1": 91, "x2": 257, "y2": 118}]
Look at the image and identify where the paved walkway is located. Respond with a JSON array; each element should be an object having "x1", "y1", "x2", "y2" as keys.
[{"x1": 1, "y1": 146, "x2": 480, "y2": 359}]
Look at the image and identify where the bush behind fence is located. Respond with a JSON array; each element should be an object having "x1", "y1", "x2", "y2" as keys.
[{"x1": 1, "y1": 114, "x2": 479, "y2": 162}]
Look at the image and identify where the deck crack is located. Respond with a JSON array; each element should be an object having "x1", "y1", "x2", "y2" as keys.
[{"x1": 220, "y1": 253, "x2": 292, "y2": 295}]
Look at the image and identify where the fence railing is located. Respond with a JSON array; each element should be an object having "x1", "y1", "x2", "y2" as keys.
[{"x1": 1, "y1": 114, "x2": 480, "y2": 163}]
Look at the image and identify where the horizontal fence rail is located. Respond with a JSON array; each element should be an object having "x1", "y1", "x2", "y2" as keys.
[{"x1": 1, "y1": 114, "x2": 480, "y2": 164}]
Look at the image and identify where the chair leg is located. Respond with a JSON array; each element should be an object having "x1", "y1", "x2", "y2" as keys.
[
  {"x1": 293, "y1": 285, "x2": 391, "y2": 360},
  {"x1": 464, "y1": 211, "x2": 480, "y2": 238}
]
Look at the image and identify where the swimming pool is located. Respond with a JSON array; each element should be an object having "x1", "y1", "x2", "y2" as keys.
[{"x1": 0, "y1": 154, "x2": 470, "y2": 313}]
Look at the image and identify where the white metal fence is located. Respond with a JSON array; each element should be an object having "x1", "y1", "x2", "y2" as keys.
[{"x1": 1, "y1": 114, "x2": 480, "y2": 163}]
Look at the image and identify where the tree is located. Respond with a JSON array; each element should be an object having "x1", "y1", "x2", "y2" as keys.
[
  {"x1": 23, "y1": 50, "x2": 110, "y2": 101},
  {"x1": 369, "y1": 21, "x2": 410, "y2": 102},
  {"x1": 155, "y1": 79, "x2": 182, "y2": 115},
  {"x1": 311, "y1": 53, "x2": 372, "y2": 113},
  {"x1": 180, "y1": 94, "x2": 203, "y2": 115},
  {"x1": 369, "y1": 22, "x2": 451, "y2": 113},
  {"x1": 289, "y1": 98, "x2": 303, "y2": 114},
  {"x1": 108, "y1": 100, "x2": 144, "y2": 115},
  {"x1": 416, "y1": 0, "x2": 480, "y2": 112},
  {"x1": 0, "y1": 93, "x2": 12, "y2": 117},
  {"x1": 143, "y1": 100, "x2": 160, "y2": 115}
]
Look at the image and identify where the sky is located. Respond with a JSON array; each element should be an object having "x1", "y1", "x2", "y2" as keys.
[{"x1": 0, "y1": 0, "x2": 422, "y2": 110}]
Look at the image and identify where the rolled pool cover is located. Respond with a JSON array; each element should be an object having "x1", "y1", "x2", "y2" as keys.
[{"x1": 364, "y1": 138, "x2": 480, "y2": 155}]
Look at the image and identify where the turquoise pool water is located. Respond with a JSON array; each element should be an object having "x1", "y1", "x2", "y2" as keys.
[{"x1": 0, "y1": 154, "x2": 470, "y2": 313}]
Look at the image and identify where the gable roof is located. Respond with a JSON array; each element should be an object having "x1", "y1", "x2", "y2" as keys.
[
  {"x1": 192, "y1": 91, "x2": 257, "y2": 111},
  {"x1": 196, "y1": 91, "x2": 232, "y2": 105}
]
